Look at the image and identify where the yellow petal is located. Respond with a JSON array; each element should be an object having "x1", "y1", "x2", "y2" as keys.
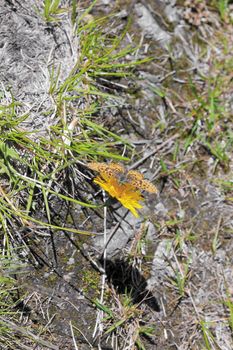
[{"x1": 93, "y1": 174, "x2": 144, "y2": 217}]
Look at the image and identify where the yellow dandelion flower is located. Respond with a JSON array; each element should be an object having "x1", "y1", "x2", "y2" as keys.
[
  {"x1": 88, "y1": 162, "x2": 157, "y2": 217},
  {"x1": 93, "y1": 173, "x2": 144, "y2": 218}
]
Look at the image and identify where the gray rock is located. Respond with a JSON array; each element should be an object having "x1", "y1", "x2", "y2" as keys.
[
  {"x1": 135, "y1": 3, "x2": 171, "y2": 48},
  {"x1": 92, "y1": 207, "x2": 141, "y2": 258}
]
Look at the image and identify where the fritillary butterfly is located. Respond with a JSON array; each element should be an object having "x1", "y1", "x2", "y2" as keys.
[{"x1": 87, "y1": 162, "x2": 157, "y2": 193}]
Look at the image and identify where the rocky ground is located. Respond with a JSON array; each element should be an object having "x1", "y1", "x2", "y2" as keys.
[{"x1": 0, "y1": 0, "x2": 233, "y2": 349}]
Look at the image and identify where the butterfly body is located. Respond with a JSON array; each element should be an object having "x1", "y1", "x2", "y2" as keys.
[{"x1": 88, "y1": 162, "x2": 157, "y2": 193}]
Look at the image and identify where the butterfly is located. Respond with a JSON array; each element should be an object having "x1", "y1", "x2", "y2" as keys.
[{"x1": 87, "y1": 162, "x2": 157, "y2": 193}]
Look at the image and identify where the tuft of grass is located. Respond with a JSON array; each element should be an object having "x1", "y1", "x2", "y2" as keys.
[
  {"x1": 94, "y1": 292, "x2": 155, "y2": 349},
  {"x1": 135, "y1": 326, "x2": 156, "y2": 350},
  {"x1": 222, "y1": 281, "x2": 233, "y2": 332},
  {"x1": 169, "y1": 259, "x2": 190, "y2": 298},
  {"x1": 0, "y1": 251, "x2": 28, "y2": 348},
  {"x1": 211, "y1": 217, "x2": 222, "y2": 255},
  {"x1": 216, "y1": 0, "x2": 230, "y2": 22},
  {"x1": 199, "y1": 319, "x2": 220, "y2": 350},
  {"x1": 182, "y1": 65, "x2": 232, "y2": 170},
  {"x1": 0, "y1": 6, "x2": 151, "y2": 237},
  {"x1": 42, "y1": 0, "x2": 68, "y2": 22}
]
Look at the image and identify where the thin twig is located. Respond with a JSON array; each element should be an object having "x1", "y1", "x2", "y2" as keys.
[
  {"x1": 70, "y1": 321, "x2": 79, "y2": 350},
  {"x1": 93, "y1": 190, "x2": 107, "y2": 342},
  {"x1": 129, "y1": 133, "x2": 179, "y2": 170}
]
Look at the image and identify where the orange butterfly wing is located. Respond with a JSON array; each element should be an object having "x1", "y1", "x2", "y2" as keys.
[{"x1": 127, "y1": 170, "x2": 157, "y2": 193}]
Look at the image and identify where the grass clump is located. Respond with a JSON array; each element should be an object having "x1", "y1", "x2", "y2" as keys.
[
  {"x1": 0, "y1": 252, "x2": 27, "y2": 348},
  {"x1": 0, "y1": 6, "x2": 149, "y2": 234},
  {"x1": 95, "y1": 293, "x2": 155, "y2": 350},
  {"x1": 0, "y1": 3, "x2": 153, "y2": 348},
  {"x1": 41, "y1": 0, "x2": 68, "y2": 22}
]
